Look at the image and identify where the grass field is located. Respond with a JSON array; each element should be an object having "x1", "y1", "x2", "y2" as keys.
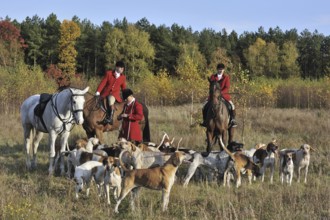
[{"x1": 0, "y1": 106, "x2": 329, "y2": 219}]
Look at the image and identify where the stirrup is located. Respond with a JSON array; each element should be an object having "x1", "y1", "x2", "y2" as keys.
[{"x1": 101, "y1": 115, "x2": 113, "y2": 124}]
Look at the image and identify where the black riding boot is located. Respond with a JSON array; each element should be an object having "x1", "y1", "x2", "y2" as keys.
[
  {"x1": 230, "y1": 109, "x2": 237, "y2": 127},
  {"x1": 103, "y1": 106, "x2": 114, "y2": 125},
  {"x1": 200, "y1": 102, "x2": 209, "y2": 127},
  {"x1": 108, "y1": 108, "x2": 115, "y2": 125}
]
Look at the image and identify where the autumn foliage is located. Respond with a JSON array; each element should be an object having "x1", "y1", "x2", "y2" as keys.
[{"x1": 0, "y1": 20, "x2": 26, "y2": 67}]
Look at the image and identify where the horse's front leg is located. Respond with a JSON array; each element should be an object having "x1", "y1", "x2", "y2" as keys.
[
  {"x1": 31, "y1": 131, "x2": 44, "y2": 169},
  {"x1": 48, "y1": 131, "x2": 58, "y2": 176},
  {"x1": 95, "y1": 128, "x2": 105, "y2": 144},
  {"x1": 59, "y1": 132, "x2": 70, "y2": 176},
  {"x1": 206, "y1": 130, "x2": 213, "y2": 153}
]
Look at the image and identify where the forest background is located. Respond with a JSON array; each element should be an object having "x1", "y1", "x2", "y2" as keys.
[{"x1": 0, "y1": 14, "x2": 330, "y2": 114}]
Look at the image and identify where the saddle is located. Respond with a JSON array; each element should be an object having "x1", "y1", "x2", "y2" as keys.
[
  {"x1": 99, "y1": 97, "x2": 120, "y2": 112},
  {"x1": 34, "y1": 93, "x2": 52, "y2": 118}
]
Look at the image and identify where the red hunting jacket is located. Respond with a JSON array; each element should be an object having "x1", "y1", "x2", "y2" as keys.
[
  {"x1": 210, "y1": 73, "x2": 231, "y2": 101},
  {"x1": 119, "y1": 100, "x2": 144, "y2": 142},
  {"x1": 96, "y1": 70, "x2": 126, "y2": 102}
]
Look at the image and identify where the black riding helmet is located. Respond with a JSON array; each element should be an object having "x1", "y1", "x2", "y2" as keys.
[
  {"x1": 115, "y1": 61, "x2": 125, "y2": 68},
  {"x1": 217, "y1": 63, "x2": 225, "y2": 70},
  {"x1": 122, "y1": 88, "x2": 133, "y2": 100}
]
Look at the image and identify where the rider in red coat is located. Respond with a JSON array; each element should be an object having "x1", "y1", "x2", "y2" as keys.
[
  {"x1": 95, "y1": 61, "x2": 126, "y2": 124},
  {"x1": 201, "y1": 63, "x2": 237, "y2": 128},
  {"x1": 118, "y1": 89, "x2": 144, "y2": 144}
]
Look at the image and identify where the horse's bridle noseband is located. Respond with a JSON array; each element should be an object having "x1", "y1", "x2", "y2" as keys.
[{"x1": 71, "y1": 93, "x2": 85, "y2": 114}]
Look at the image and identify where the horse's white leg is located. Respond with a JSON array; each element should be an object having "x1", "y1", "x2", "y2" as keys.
[
  {"x1": 59, "y1": 132, "x2": 70, "y2": 176},
  {"x1": 23, "y1": 125, "x2": 33, "y2": 170},
  {"x1": 48, "y1": 131, "x2": 58, "y2": 176},
  {"x1": 31, "y1": 131, "x2": 43, "y2": 169}
]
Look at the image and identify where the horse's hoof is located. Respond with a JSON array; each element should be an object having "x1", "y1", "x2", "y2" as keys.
[
  {"x1": 48, "y1": 170, "x2": 54, "y2": 176},
  {"x1": 201, "y1": 152, "x2": 210, "y2": 157},
  {"x1": 26, "y1": 162, "x2": 31, "y2": 170},
  {"x1": 31, "y1": 163, "x2": 37, "y2": 170}
]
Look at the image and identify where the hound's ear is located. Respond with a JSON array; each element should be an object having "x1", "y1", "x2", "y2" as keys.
[
  {"x1": 172, "y1": 154, "x2": 181, "y2": 167},
  {"x1": 102, "y1": 157, "x2": 108, "y2": 166},
  {"x1": 130, "y1": 143, "x2": 136, "y2": 151}
]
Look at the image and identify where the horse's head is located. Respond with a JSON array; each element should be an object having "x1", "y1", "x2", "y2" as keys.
[
  {"x1": 70, "y1": 86, "x2": 89, "y2": 125},
  {"x1": 209, "y1": 80, "x2": 221, "y2": 104}
]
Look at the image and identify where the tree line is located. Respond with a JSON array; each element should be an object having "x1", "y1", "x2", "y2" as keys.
[
  {"x1": 1, "y1": 14, "x2": 330, "y2": 81},
  {"x1": 1, "y1": 14, "x2": 330, "y2": 113}
]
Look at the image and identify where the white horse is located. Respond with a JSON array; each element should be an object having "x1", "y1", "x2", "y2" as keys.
[{"x1": 20, "y1": 87, "x2": 89, "y2": 175}]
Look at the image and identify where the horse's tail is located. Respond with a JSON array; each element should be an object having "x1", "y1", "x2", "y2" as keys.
[
  {"x1": 142, "y1": 103, "x2": 151, "y2": 142},
  {"x1": 220, "y1": 138, "x2": 235, "y2": 161}
]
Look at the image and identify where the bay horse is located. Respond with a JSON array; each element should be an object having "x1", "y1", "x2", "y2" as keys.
[
  {"x1": 20, "y1": 87, "x2": 89, "y2": 175},
  {"x1": 205, "y1": 80, "x2": 234, "y2": 152},
  {"x1": 82, "y1": 93, "x2": 150, "y2": 144}
]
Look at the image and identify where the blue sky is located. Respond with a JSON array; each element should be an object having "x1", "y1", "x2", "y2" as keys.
[{"x1": 1, "y1": 0, "x2": 330, "y2": 36}]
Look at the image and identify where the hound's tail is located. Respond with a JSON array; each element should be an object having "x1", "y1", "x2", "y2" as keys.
[{"x1": 118, "y1": 149, "x2": 131, "y2": 172}]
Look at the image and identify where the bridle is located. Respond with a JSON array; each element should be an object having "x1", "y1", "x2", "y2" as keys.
[{"x1": 51, "y1": 89, "x2": 85, "y2": 133}]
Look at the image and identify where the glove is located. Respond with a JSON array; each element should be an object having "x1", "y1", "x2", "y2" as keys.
[
  {"x1": 121, "y1": 114, "x2": 128, "y2": 118},
  {"x1": 95, "y1": 91, "x2": 100, "y2": 96}
]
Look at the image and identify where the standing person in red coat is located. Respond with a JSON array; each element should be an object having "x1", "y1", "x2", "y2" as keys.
[
  {"x1": 118, "y1": 89, "x2": 144, "y2": 145},
  {"x1": 200, "y1": 63, "x2": 237, "y2": 128},
  {"x1": 95, "y1": 61, "x2": 127, "y2": 124}
]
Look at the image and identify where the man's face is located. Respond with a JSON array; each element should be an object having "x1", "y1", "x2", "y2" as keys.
[
  {"x1": 125, "y1": 95, "x2": 133, "y2": 102},
  {"x1": 116, "y1": 66, "x2": 124, "y2": 74},
  {"x1": 217, "y1": 68, "x2": 224, "y2": 74}
]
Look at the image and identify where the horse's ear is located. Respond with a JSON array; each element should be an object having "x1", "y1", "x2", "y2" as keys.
[
  {"x1": 82, "y1": 86, "x2": 90, "y2": 93},
  {"x1": 130, "y1": 142, "x2": 136, "y2": 151}
]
